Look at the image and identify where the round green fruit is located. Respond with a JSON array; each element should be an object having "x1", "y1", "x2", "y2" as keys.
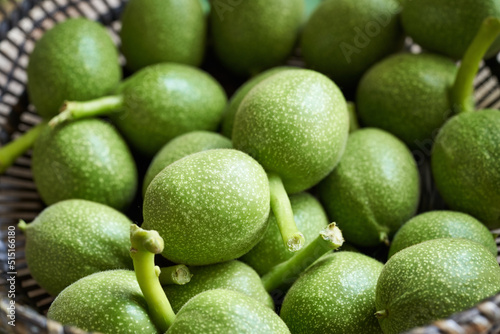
[
  {"x1": 280, "y1": 252, "x2": 384, "y2": 334},
  {"x1": 357, "y1": 53, "x2": 457, "y2": 147},
  {"x1": 166, "y1": 289, "x2": 290, "y2": 333},
  {"x1": 20, "y1": 200, "x2": 132, "y2": 296},
  {"x1": 27, "y1": 18, "x2": 121, "y2": 119},
  {"x1": 143, "y1": 131, "x2": 232, "y2": 195},
  {"x1": 319, "y1": 128, "x2": 420, "y2": 247},
  {"x1": 210, "y1": 0, "x2": 303, "y2": 75},
  {"x1": 221, "y1": 66, "x2": 291, "y2": 138},
  {"x1": 301, "y1": 0, "x2": 402, "y2": 90},
  {"x1": 113, "y1": 63, "x2": 227, "y2": 156},
  {"x1": 233, "y1": 69, "x2": 349, "y2": 194},
  {"x1": 376, "y1": 238, "x2": 500, "y2": 333},
  {"x1": 163, "y1": 260, "x2": 273, "y2": 313},
  {"x1": 120, "y1": 0, "x2": 206, "y2": 71},
  {"x1": 240, "y1": 192, "x2": 329, "y2": 276},
  {"x1": 143, "y1": 149, "x2": 270, "y2": 265},
  {"x1": 48, "y1": 270, "x2": 157, "y2": 334},
  {"x1": 432, "y1": 110, "x2": 500, "y2": 229},
  {"x1": 389, "y1": 210, "x2": 497, "y2": 258},
  {"x1": 401, "y1": 0, "x2": 500, "y2": 59},
  {"x1": 32, "y1": 119, "x2": 137, "y2": 211}
]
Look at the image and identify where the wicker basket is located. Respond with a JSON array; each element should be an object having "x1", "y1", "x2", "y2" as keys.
[{"x1": 0, "y1": 1, "x2": 499, "y2": 333}]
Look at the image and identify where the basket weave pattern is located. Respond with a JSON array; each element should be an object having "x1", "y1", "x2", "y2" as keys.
[{"x1": 0, "y1": 1, "x2": 499, "y2": 333}]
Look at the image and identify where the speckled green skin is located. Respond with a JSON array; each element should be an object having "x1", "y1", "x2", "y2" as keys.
[
  {"x1": 233, "y1": 69, "x2": 349, "y2": 194},
  {"x1": 221, "y1": 67, "x2": 291, "y2": 138},
  {"x1": 164, "y1": 260, "x2": 273, "y2": 313},
  {"x1": 22, "y1": 200, "x2": 132, "y2": 296},
  {"x1": 143, "y1": 149, "x2": 270, "y2": 265},
  {"x1": 301, "y1": 0, "x2": 402, "y2": 90},
  {"x1": 319, "y1": 128, "x2": 420, "y2": 247},
  {"x1": 166, "y1": 289, "x2": 290, "y2": 334},
  {"x1": 48, "y1": 270, "x2": 156, "y2": 333},
  {"x1": 120, "y1": 0, "x2": 206, "y2": 71},
  {"x1": 401, "y1": 0, "x2": 500, "y2": 60},
  {"x1": 376, "y1": 238, "x2": 500, "y2": 334},
  {"x1": 27, "y1": 18, "x2": 120, "y2": 119},
  {"x1": 357, "y1": 53, "x2": 457, "y2": 147},
  {"x1": 432, "y1": 110, "x2": 500, "y2": 229},
  {"x1": 240, "y1": 193, "x2": 329, "y2": 276},
  {"x1": 210, "y1": 0, "x2": 303, "y2": 76},
  {"x1": 280, "y1": 252, "x2": 384, "y2": 334},
  {"x1": 389, "y1": 211, "x2": 497, "y2": 258},
  {"x1": 112, "y1": 63, "x2": 227, "y2": 156},
  {"x1": 143, "y1": 131, "x2": 232, "y2": 195},
  {"x1": 32, "y1": 119, "x2": 137, "y2": 211}
]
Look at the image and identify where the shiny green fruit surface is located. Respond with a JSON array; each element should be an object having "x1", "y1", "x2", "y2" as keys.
[
  {"x1": 143, "y1": 149, "x2": 270, "y2": 265},
  {"x1": 164, "y1": 260, "x2": 273, "y2": 313},
  {"x1": 166, "y1": 289, "x2": 290, "y2": 334},
  {"x1": 48, "y1": 270, "x2": 157, "y2": 334},
  {"x1": 21, "y1": 200, "x2": 132, "y2": 296},
  {"x1": 221, "y1": 66, "x2": 291, "y2": 138},
  {"x1": 280, "y1": 252, "x2": 384, "y2": 334},
  {"x1": 120, "y1": 0, "x2": 206, "y2": 71},
  {"x1": 401, "y1": 0, "x2": 500, "y2": 59},
  {"x1": 357, "y1": 53, "x2": 457, "y2": 147},
  {"x1": 113, "y1": 63, "x2": 227, "y2": 156},
  {"x1": 143, "y1": 131, "x2": 232, "y2": 195},
  {"x1": 210, "y1": 0, "x2": 303, "y2": 75},
  {"x1": 301, "y1": 0, "x2": 402, "y2": 90},
  {"x1": 319, "y1": 128, "x2": 420, "y2": 246},
  {"x1": 389, "y1": 210, "x2": 497, "y2": 258},
  {"x1": 233, "y1": 69, "x2": 349, "y2": 194},
  {"x1": 432, "y1": 110, "x2": 500, "y2": 229},
  {"x1": 32, "y1": 119, "x2": 137, "y2": 211},
  {"x1": 27, "y1": 18, "x2": 121, "y2": 119},
  {"x1": 376, "y1": 238, "x2": 500, "y2": 334}
]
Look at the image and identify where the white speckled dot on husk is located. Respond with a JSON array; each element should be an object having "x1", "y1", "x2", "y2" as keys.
[
  {"x1": 143, "y1": 149, "x2": 270, "y2": 265},
  {"x1": 233, "y1": 69, "x2": 349, "y2": 194}
]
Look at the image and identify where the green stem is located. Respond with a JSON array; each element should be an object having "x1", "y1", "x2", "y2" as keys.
[
  {"x1": 159, "y1": 265, "x2": 193, "y2": 285},
  {"x1": 49, "y1": 95, "x2": 124, "y2": 127},
  {"x1": 0, "y1": 122, "x2": 47, "y2": 174},
  {"x1": 268, "y1": 173, "x2": 305, "y2": 252},
  {"x1": 347, "y1": 102, "x2": 360, "y2": 133},
  {"x1": 130, "y1": 225, "x2": 176, "y2": 332},
  {"x1": 451, "y1": 17, "x2": 500, "y2": 114},
  {"x1": 261, "y1": 222, "x2": 344, "y2": 292}
]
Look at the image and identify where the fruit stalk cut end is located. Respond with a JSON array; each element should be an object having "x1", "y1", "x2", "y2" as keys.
[
  {"x1": 130, "y1": 224, "x2": 165, "y2": 254},
  {"x1": 375, "y1": 310, "x2": 388, "y2": 319},
  {"x1": 174, "y1": 265, "x2": 193, "y2": 285},
  {"x1": 287, "y1": 232, "x2": 305, "y2": 252},
  {"x1": 320, "y1": 222, "x2": 344, "y2": 249},
  {"x1": 380, "y1": 231, "x2": 390, "y2": 246},
  {"x1": 18, "y1": 219, "x2": 27, "y2": 232}
]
